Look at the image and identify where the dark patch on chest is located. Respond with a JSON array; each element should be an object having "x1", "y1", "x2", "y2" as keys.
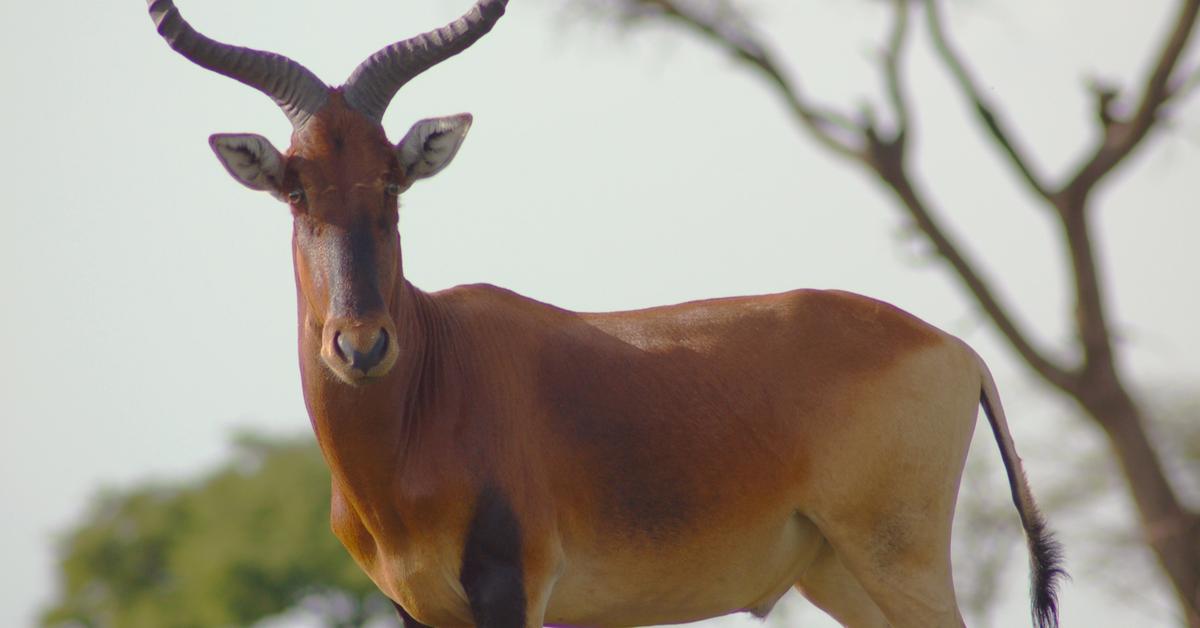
[{"x1": 460, "y1": 486, "x2": 526, "y2": 627}]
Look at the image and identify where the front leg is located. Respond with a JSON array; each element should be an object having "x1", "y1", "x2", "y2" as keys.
[
  {"x1": 393, "y1": 601, "x2": 434, "y2": 628},
  {"x1": 460, "y1": 486, "x2": 528, "y2": 627}
]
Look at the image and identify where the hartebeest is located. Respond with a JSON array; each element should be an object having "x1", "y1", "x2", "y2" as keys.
[{"x1": 146, "y1": 1, "x2": 1064, "y2": 626}]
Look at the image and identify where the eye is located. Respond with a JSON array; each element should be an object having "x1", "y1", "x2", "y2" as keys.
[
  {"x1": 385, "y1": 182, "x2": 403, "y2": 196},
  {"x1": 288, "y1": 188, "x2": 305, "y2": 204}
]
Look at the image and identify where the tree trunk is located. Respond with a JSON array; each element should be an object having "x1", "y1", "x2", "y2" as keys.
[{"x1": 1073, "y1": 378, "x2": 1200, "y2": 627}]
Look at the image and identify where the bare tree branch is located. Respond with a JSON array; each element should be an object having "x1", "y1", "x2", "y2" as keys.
[
  {"x1": 862, "y1": 139, "x2": 1077, "y2": 391},
  {"x1": 923, "y1": 0, "x2": 1053, "y2": 201},
  {"x1": 923, "y1": 0, "x2": 1120, "y2": 382},
  {"x1": 1055, "y1": 0, "x2": 1199, "y2": 389},
  {"x1": 863, "y1": 0, "x2": 1075, "y2": 391},
  {"x1": 1063, "y1": 0, "x2": 1200, "y2": 201},
  {"x1": 1062, "y1": 208, "x2": 1120, "y2": 384},
  {"x1": 620, "y1": 0, "x2": 864, "y2": 158},
  {"x1": 926, "y1": 0, "x2": 1197, "y2": 383},
  {"x1": 882, "y1": 0, "x2": 914, "y2": 142}
]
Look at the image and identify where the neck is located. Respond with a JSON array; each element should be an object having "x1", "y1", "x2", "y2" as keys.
[{"x1": 296, "y1": 273, "x2": 449, "y2": 526}]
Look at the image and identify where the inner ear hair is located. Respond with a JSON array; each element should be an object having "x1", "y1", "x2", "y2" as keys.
[
  {"x1": 397, "y1": 114, "x2": 472, "y2": 182},
  {"x1": 209, "y1": 133, "x2": 286, "y2": 196}
]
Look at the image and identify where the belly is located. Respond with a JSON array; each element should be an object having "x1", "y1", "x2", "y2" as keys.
[{"x1": 545, "y1": 511, "x2": 825, "y2": 626}]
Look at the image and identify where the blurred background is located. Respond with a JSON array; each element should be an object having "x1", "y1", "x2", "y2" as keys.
[{"x1": 2, "y1": 0, "x2": 1198, "y2": 626}]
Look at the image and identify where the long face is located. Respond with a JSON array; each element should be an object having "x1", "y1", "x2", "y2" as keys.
[
  {"x1": 146, "y1": 0, "x2": 504, "y2": 384},
  {"x1": 209, "y1": 98, "x2": 472, "y2": 385},
  {"x1": 287, "y1": 100, "x2": 405, "y2": 384}
]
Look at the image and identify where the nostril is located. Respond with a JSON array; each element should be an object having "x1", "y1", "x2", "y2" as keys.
[
  {"x1": 333, "y1": 328, "x2": 389, "y2": 372},
  {"x1": 364, "y1": 329, "x2": 388, "y2": 367},
  {"x1": 334, "y1": 331, "x2": 352, "y2": 363}
]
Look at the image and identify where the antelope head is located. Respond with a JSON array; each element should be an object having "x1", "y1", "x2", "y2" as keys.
[{"x1": 146, "y1": 0, "x2": 507, "y2": 385}]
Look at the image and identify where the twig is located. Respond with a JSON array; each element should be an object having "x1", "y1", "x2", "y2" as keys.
[
  {"x1": 1063, "y1": 0, "x2": 1200, "y2": 201},
  {"x1": 626, "y1": 0, "x2": 863, "y2": 159},
  {"x1": 924, "y1": 0, "x2": 1052, "y2": 201},
  {"x1": 882, "y1": 0, "x2": 913, "y2": 143}
]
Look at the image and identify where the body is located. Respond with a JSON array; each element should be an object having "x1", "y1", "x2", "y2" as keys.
[{"x1": 313, "y1": 282, "x2": 988, "y2": 626}]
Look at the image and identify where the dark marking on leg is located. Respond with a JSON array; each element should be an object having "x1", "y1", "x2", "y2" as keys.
[
  {"x1": 392, "y1": 601, "x2": 433, "y2": 628},
  {"x1": 460, "y1": 486, "x2": 526, "y2": 628}
]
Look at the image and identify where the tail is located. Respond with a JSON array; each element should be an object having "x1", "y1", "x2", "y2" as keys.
[{"x1": 977, "y1": 358, "x2": 1067, "y2": 628}]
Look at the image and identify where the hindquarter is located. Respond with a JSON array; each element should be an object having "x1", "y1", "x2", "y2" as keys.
[
  {"x1": 791, "y1": 340, "x2": 982, "y2": 628},
  {"x1": 796, "y1": 337, "x2": 983, "y2": 525}
]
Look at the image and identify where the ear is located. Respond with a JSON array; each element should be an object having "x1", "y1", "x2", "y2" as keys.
[
  {"x1": 209, "y1": 134, "x2": 287, "y2": 199},
  {"x1": 396, "y1": 114, "x2": 472, "y2": 185}
]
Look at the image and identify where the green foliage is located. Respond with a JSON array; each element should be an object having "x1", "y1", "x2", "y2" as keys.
[{"x1": 42, "y1": 433, "x2": 389, "y2": 628}]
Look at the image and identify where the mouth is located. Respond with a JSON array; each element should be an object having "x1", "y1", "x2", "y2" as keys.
[{"x1": 322, "y1": 359, "x2": 392, "y2": 386}]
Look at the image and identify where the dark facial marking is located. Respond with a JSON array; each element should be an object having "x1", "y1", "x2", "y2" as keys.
[
  {"x1": 313, "y1": 218, "x2": 385, "y2": 319},
  {"x1": 460, "y1": 486, "x2": 526, "y2": 628}
]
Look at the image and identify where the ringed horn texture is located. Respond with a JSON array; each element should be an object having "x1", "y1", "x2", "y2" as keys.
[
  {"x1": 342, "y1": 0, "x2": 508, "y2": 123},
  {"x1": 146, "y1": 0, "x2": 329, "y2": 128},
  {"x1": 146, "y1": 0, "x2": 509, "y2": 128}
]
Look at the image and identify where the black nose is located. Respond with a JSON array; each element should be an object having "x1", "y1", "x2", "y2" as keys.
[{"x1": 335, "y1": 329, "x2": 389, "y2": 373}]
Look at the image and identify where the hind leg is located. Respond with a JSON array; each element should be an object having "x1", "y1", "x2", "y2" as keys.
[
  {"x1": 803, "y1": 354, "x2": 978, "y2": 626},
  {"x1": 804, "y1": 443, "x2": 969, "y2": 628},
  {"x1": 795, "y1": 539, "x2": 889, "y2": 627},
  {"x1": 805, "y1": 449, "x2": 968, "y2": 628},
  {"x1": 816, "y1": 514, "x2": 965, "y2": 628}
]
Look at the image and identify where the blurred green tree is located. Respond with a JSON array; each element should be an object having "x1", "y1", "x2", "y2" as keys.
[{"x1": 41, "y1": 433, "x2": 390, "y2": 628}]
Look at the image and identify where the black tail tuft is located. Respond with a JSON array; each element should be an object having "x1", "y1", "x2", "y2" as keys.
[
  {"x1": 978, "y1": 383, "x2": 1068, "y2": 628},
  {"x1": 1027, "y1": 513, "x2": 1067, "y2": 628}
]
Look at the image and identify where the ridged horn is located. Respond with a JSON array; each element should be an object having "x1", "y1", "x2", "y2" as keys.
[
  {"x1": 343, "y1": 0, "x2": 508, "y2": 123},
  {"x1": 146, "y1": 0, "x2": 330, "y2": 128}
]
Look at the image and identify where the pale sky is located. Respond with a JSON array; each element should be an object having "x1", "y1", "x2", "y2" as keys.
[{"x1": 1, "y1": 0, "x2": 1197, "y2": 626}]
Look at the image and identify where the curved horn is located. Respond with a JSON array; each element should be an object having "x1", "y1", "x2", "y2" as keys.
[
  {"x1": 146, "y1": 0, "x2": 330, "y2": 128},
  {"x1": 343, "y1": 0, "x2": 508, "y2": 123}
]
